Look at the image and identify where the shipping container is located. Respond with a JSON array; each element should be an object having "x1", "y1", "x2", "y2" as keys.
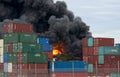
[
  {"x1": 88, "y1": 56, "x2": 94, "y2": 64},
  {"x1": 0, "y1": 56, "x2": 3, "y2": 63},
  {"x1": 115, "y1": 43, "x2": 120, "y2": 47},
  {"x1": 0, "y1": 39, "x2": 3, "y2": 47},
  {"x1": 4, "y1": 43, "x2": 13, "y2": 53},
  {"x1": 3, "y1": 53, "x2": 8, "y2": 62},
  {"x1": 0, "y1": 72, "x2": 4, "y2": 77},
  {"x1": 88, "y1": 47, "x2": 98, "y2": 55},
  {"x1": 49, "y1": 61, "x2": 88, "y2": 72},
  {"x1": 50, "y1": 72, "x2": 88, "y2": 77},
  {"x1": 28, "y1": 53, "x2": 48, "y2": 63},
  {"x1": 87, "y1": 64, "x2": 93, "y2": 73},
  {"x1": 110, "y1": 73, "x2": 120, "y2": 77},
  {"x1": 82, "y1": 47, "x2": 88, "y2": 56},
  {"x1": 4, "y1": 63, "x2": 8, "y2": 72},
  {"x1": 87, "y1": 38, "x2": 114, "y2": 47},
  {"x1": 37, "y1": 38, "x2": 50, "y2": 44},
  {"x1": 82, "y1": 38, "x2": 88, "y2": 47},
  {"x1": 98, "y1": 55, "x2": 104, "y2": 64},
  {"x1": 0, "y1": 63, "x2": 3, "y2": 72},
  {"x1": 17, "y1": 43, "x2": 43, "y2": 53},
  {"x1": 8, "y1": 54, "x2": 13, "y2": 62},
  {"x1": 42, "y1": 44, "x2": 53, "y2": 51},
  {"x1": 3, "y1": 23, "x2": 33, "y2": 33},
  {"x1": 4, "y1": 33, "x2": 37, "y2": 43},
  {"x1": 0, "y1": 47, "x2": 3, "y2": 55}
]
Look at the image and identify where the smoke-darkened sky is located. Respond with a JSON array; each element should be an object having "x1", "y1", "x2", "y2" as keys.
[{"x1": 55, "y1": 0, "x2": 120, "y2": 43}]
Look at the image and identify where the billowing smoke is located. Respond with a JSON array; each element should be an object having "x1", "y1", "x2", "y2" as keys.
[{"x1": 0, "y1": 0, "x2": 91, "y2": 59}]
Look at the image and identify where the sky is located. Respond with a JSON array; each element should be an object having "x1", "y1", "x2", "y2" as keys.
[{"x1": 54, "y1": 0, "x2": 120, "y2": 43}]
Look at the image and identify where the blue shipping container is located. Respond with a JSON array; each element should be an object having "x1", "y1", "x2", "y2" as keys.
[
  {"x1": 4, "y1": 54, "x2": 8, "y2": 62},
  {"x1": 4, "y1": 63, "x2": 7, "y2": 72},
  {"x1": 49, "y1": 61, "x2": 88, "y2": 72},
  {"x1": 37, "y1": 38, "x2": 49, "y2": 44},
  {"x1": 115, "y1": 43, "x2": 120, "y2": 47},
  {"x1": 42, "y1": 44, "x2": 53, "y2": 52}
]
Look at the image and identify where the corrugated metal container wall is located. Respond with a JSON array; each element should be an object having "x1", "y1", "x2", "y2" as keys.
[
  {"x1": 49, "y1": 61, "x2": 88, "y2": 72},
  {"x1": 87, "y1": 38, "x2": 114, "y2": 47},
  {"x1": 3, "y1": 23, "x2": 33, "y2": 33},
  {"x1": 0, "y1": 63, "x2": 3, "y2": 72},
  {"x1": 82, "y1": 47, "x2": 88, "y2": 56},
  {"x1": 3, "y1": 53, "x2": 8, "y2": 62},
  {"x1": 0, "y1": 55, "x2": 3, "y2": 63},
  {"x1": 50, "y1": 72, "x2": 88, "y2": 77},
  {"x1": 4, "y1": 44, "x2": 12, "y2": 53},
  {"x1": 4, "y1": 33, "x2": 37, "y2": 43},
  {"x1": 37, "y1": 38, "x2": 50, "y2": 44},
  {"x1": 0, "y1": 39, "x2": 3, "y2": 56},
  {"x1": 87, "y1": 64, "x2": 93, "y2": 73},
  {"x1": 17, "y1": 43, "x2": 43, "y2": 53},
  {"x1": 42, "y1": 44, "x2": 52, "y2": 52},
  {"x1": 98, "y1": 55, "x2": 104, "y2": 64},
  {"x1": 82, "y1": 38, "x2": 88, "y2": 47},
  {"x1": 28, "y1": 53, "x2": 48, "y2": 63}
]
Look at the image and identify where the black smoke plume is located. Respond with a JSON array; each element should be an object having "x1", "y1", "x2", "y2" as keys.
[{"x1": 0, "y1": 0, "x2": 91, "y2": 59}]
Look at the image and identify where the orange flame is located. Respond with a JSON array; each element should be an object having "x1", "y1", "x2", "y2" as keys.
[{"x1": 53, "y1": 42, "x2": 65, "y2": 56}]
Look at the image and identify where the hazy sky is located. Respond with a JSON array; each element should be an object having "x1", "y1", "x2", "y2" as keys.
[{"x1": 54, "y1": 0, "x2": 120, "y2": 43}]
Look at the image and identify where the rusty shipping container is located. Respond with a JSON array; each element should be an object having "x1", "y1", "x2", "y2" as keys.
[
  {"x1": 50, "y1": 72, "x2": 88, "y2": 77},
  {"x1": 3, "y1": 23, "x2": 33, "y2": 33},
  {"x1": 82, "y1": 38, "x2": 88, "y2": 47},
  {"x1": 82, "y1": 47, "x2": 88, "y2": 56}
]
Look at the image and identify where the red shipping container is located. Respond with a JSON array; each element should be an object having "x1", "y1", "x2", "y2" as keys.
[
  {"x1": 110, "y1": 63, "x2": 118, "y2": 73},
  {"x1": 74, "y1": 72, "x2": 88, "y2": 77},
  {"x1": 82, "y1": 38, "x2": 88, "y2": 47},
  {"x1": 104, "y1": 64, "x2": 110, "y2": 74},
  {"x1": 94, "y1": 38, "x2": 114, "y2": 46},
  {"x1": 104, "y1": 55, "x2": 110, "y2": 64},
  {"x1": 43, "y1": 52, "x2": 53, "y2": 60},
  {"x1": 50, "y1": 72, "x2": 88, "y2": 77},
  {"x1": 110, "y1": 55, "x2": 118, "y2": 63},
  {"x1": 93, "y1": 55, "x2": 98, "y2": 64},
  {"x1": 0, "y1": 63, "x2": 3, "y2": 72},
  {"x1": 82, "y1": 47, "x2": 88, "y2": 56},
  {"x1": 95, "y1": 64, "x2": 104, "y2": 73},
  {"x1": 17, "y1": 52, "x2": 22, "y2": 63},
  {"x1": 7, "y1": 43, "x2": 13, "y2": 53},
  {"x1": 83, "y1": 56, "x2": 88, "y2": 62},
  {"x1": 8, "y1": 73, "x2": 18, "y2": 77},
  {"x1": 12, "y1": 63, "x2": 18, "y2": 73},
  {"x1": 3, "y1": 23, "x2": 33, "y2": 33},
  {"x1": 35, "y1": 64, "x2": 48, "y2": 73},
  {"x1": 88, "y1": 56, "x2": 94, "y2": 64}
]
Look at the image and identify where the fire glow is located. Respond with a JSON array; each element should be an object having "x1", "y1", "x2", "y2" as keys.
[{"x1": 52, "y1": 42, "x2": 65, "y2": 56}]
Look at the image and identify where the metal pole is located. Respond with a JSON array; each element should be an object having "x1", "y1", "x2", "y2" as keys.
[
  {"x1": 72, "y1": 61, "x2": 74, "y2": 77},
  {"x1": 96, "y1": 61, "x2": 98, "y2": 77},
  {"x1": 52, "y1": 58, "x2": 55, "y2": 77},
  {"x1": 118, "y1": 61, "x2": 119, "y2": 77}
]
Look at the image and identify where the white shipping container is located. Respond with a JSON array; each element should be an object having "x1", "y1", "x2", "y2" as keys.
[
  {"x1": 0, "y1": 47, "x2": 3, "y2": 56},
  {"x1": 0, "y1": 55, "x2": 3, "y2": 63},
  {"x1": 8, "y1": 63, "x2": 12, "y2": 73},
  {"x1": 0, "y1": 39, "x2": 3, "y2": 47}
]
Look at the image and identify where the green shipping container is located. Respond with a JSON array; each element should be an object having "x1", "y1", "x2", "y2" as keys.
[
  {"x1": 104, "y1": 46, "x2": 120, "y2": 55},
  {"x1": 98, "y1": 55, "x2": 104, "y2": 64},
  {"x1": 28, "y1": 53, "x2": 48, "y2": 63},
  {"x1": 98, "y1": 47, "x2": 104, "y2": 55},
  {"x1": 4, "y1": 33, "x2": 37, "y2": 43},
  {"x1": 22, "y1": 53, "x2": 28, "y2": 63},
  {"x1": 110, "y1": 73, "x2": 120, "y2": 77},
  {"x1": 88, "y1": 38, "x2": 93, "y2": 47},
  {"x1": 4, "y1": 44, "x2": 8, "y2": 53},
  {"x1": 0, "y1": 73, "x2": 4, "y2": 77},
  {"x1": 12, "y1": 43, "x2": 42, "y2": 53},
  {"x1": 88, "y1": 64, "x2": 93, "y2": 73},
  {"x1": 17, "y1": 43, "x2": 43, "y2": 52},
  {"x1": 12, "y1": 53, "x2": 17, "y2": 63},
  {"x1": 8, "y1": 54, "x2": 13, "y2": 62}
]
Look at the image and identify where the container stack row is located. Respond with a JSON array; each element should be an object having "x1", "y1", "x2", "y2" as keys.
[
  {"x1": 1, "y1": 22, "x2": 52, "y2": 77},
  {"x1": 48, "y1": 61, "x2": 89, "y2": 77},
  {"x1": 82, "y1": 37, "x2": 120, "y2": 77}
]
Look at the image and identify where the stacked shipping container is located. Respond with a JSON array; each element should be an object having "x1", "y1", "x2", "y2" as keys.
[
  {"x1": 49, "y1": 61, "x2": 88, "y2": 77},
  {"x1": 2, "y1": 22, "x2": 49, "y2": 77},
  {"x1": 82, "y1": 37, "x2": 120, "y2": 77}
]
